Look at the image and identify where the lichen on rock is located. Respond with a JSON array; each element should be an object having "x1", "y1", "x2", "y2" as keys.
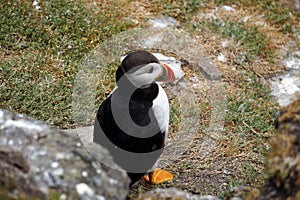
[
  {"x1": 258, "y1": 99, "x2": 300, "y2": 200},
  {"x1": 0, "y1": 109, "x2": 130, "y2": 200}
]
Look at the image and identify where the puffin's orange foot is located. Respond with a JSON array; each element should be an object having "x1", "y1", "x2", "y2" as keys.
[{"x1": 144, "y1": 168, "x2": 173, "y2": 184}]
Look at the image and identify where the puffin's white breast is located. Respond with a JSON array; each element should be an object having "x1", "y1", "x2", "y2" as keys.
[
  {"x1": 109, "y1": 84, "x2": 169, "y2": 141},
  {"x1": 152, "y1": 83, "x2": 169, "y2": 140}
]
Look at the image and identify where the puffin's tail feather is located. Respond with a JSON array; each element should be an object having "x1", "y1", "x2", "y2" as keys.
[{"x1": 128, "y1": 172, "x2": 145, "y2": 187}]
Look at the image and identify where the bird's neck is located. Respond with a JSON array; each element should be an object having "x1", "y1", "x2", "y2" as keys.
[
  {"x1": 117, "y1": 82, "x2": 159, "y2": 103},
  {"x1": 112, "y1": 82, "x2": 159, "y2": 127},
  {"x1": 132, "y1": 83, "x2": 159, "y2": 102}
]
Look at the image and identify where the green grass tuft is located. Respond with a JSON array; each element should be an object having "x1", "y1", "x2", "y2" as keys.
[
  {"x1": 224, "y1": 71, "x2": 278, "y2": 187},
  {"x1": 152, "y1": 0, "x2": 202, "y2": 21},
  {"x1": 226, "y1": 71, "x2": 278, "y2": 136},
  {"x1": 202, "y1": 19, "x2": 272, "y2": 64},
  {"x1": 210, "y1": 0, "x2": 300, "y2": 33},
  {"x1": 0, "y1": 0, "x2": 131, "y2": 127}
]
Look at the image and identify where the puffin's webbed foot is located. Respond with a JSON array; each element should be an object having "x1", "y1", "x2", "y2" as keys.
[{"x1": 143, "y1": 168, "x2": 173, "y2": 184}]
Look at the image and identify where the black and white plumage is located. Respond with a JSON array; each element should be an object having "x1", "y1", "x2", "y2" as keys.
[{"x1": 93, "y1": 50, "x2": 175, "y2": 186}]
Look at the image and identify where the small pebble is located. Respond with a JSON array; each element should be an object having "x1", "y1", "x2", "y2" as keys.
[
  {"x1": 82, "y1": 171, "x2": 88, "y2": 177},
  {"x1": 96, "y1": 195, "x2": 105, "y2": 200},
  {"x1": 76, "y1": 183, "x2": 94, "y2": 196},
  {"x1": 60, "y1": 193, "x2": 67, "y2": 200},
  {"x1": 221, "y1": 41, "x2": 228, "y2": 48},
  {"x1": 51, "y1": 161, "x2": 59, "y2": 168},
  {"x1": 220, "y1": 5, "x2": 235, "y2": 11},
  {"x1": 109, "y1": 178, "x2": 118, "y2": 185},
  {"x1": 217, "y1": 53, "x2": 227, "y2": 63},
  {"x1": 8, "y1": 139, "x2": 14, "y2": 145},
  {"x1": 148, "y1": 16, "x2": 177, "y2": 29},
  {"x1": 55, "y1": 153, "x2": 65, "y2": 160},
  {"x1": 52, "y1": 168, "x2": 64, "y2": 176}
]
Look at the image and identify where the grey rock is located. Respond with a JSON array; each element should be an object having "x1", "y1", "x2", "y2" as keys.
[
  {"x1": 148, "y1": 16, "x2": 178, "y2": 29},
  {"x1": 0, "y1": 109, "x2": 130, "y2": 199},
  {"x1": 140, "y1": 188, "x2": 221, "y2": 200},
  {"x1": 198, "y1": 55, "x2": 223, "y2": 80}
]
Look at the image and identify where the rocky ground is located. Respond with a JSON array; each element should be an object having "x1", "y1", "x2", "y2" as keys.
[
  {"x1": 0, "y1": 109, "x2": 130, "y2": 200},
  {"x1": 258, "y1": 99, "x2": 300, "y2": 200},
  {"x1": 0, "y1": 99, "x2": 299, "y2": 199}
]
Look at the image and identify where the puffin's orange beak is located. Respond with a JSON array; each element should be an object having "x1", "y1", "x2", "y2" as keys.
[{"x1": 155, "y1": 63, "x2": 176, "y2": 82}]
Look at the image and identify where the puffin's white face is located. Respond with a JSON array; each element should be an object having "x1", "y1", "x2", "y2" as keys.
[{"x1": 125, "y1": 62, "x2": 173, "y2": 88}]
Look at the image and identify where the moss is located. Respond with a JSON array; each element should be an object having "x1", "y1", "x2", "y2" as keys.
[{"x1": 245, "y1": 100, "x2": 300, "y2": 199}]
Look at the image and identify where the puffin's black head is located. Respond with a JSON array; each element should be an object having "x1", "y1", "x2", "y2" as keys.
[
  {"x1": 116, "y1": 50, "x2": 159, "y2": 82},
  {"x1": 116, "y1": 50, "x2": 175, "y2": 88}
]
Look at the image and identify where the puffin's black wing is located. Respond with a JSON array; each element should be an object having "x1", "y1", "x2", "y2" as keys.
[
  {"x1": 94, "y1": 88, "x2": 166, "y2": 153},
  {"x1": 93, "y1": 89, "x2": 166, "y2": 185}
]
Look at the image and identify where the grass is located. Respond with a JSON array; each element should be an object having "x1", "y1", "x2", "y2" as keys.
[
  {"x1": 219, "y1": 179, "x2": 245, "y2": 199},
  {"x1": 148, "y1": 0, "x2": 201, "y2": 21},
  {"x1": 226, "y1": 72, "x2": 277, "y2": 137},
  {"x1": 201, "y1": 19, "x2": 272, "y2": 64},
  {"x1": 216, "y1": 72, "x2": 276, "y2": 193},
  {"x1": 169, "y1": 97, "x2": 182, "y2": 134},
  {"x1": 211, "y1": 0, "x2": 300, "y2": 33},
  {"x1": 0, "y1": 0, "x2": 131, "y2": 128},
  {"x1": 0, "y1": 0, "x2": 297, "y2": 199}
]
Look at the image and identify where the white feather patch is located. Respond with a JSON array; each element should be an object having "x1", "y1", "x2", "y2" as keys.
[{"x1": 151, "y1": 83, "x2": 169, "y2": 143}]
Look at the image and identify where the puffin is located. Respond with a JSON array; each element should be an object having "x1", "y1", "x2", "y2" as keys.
[{"x1": 93, "y1": 50, "x2": 175, "y2": 186}]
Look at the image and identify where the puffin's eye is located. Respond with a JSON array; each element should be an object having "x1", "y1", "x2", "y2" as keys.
[{"x1": 147, "y1": 67, "x2": 154, "y2": 73}]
